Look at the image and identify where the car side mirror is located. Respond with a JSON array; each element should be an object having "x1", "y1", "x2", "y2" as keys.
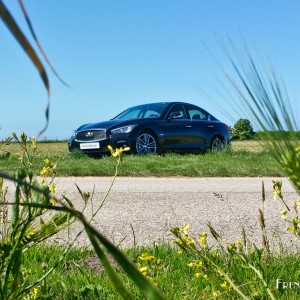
[{"x1": 168, "y1": 111, "x2": 182, "y2": 120}]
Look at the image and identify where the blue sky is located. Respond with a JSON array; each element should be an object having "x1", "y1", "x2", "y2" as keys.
[{"x1": 1, "y1": 0, "x2": 299, "y2": 140}]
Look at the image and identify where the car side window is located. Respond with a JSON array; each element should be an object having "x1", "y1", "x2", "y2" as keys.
[
  {"x1": 167, "y1": 104, "x2": 187, "y2": 119},
  {"x1": 185, "y1": 104, "x2": 208, "y2": 120},
  {"x1": 144, "y1": 110, "x2": 160, "y2": 118}
]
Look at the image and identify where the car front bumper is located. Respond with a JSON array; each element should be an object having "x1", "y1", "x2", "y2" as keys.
[{"x1": 68, "y1": 134, "x2": 134, "y2": 155}]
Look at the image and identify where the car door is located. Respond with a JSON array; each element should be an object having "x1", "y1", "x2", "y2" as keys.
[
  {"x1": 158, "y1": 103, "x2": 192, "y2": 150},
  {"x1": 183, "y1": 104, "x2": 213, "y2": 149}
]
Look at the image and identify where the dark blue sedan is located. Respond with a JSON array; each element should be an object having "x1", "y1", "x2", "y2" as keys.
[{"x1": 68, "y1": 102, "x2": 231, "y2": 155}]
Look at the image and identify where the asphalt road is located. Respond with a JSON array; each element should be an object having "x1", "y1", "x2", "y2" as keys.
[{"x1": 4, "y1": 177, "x2": 299, "y2": 249}]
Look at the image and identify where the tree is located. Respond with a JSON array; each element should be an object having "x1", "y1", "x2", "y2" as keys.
[{"x1": 230, "y1": 118, "x2": 254, "y2": 140}]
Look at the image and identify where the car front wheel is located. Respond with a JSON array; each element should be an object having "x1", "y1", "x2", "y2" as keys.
[
  {"x1": 136, "y1": 132, "x2": 158, "y2": 155},
  {"x1": 210, "y1": 136, "x2": 224, "y2": 151}
]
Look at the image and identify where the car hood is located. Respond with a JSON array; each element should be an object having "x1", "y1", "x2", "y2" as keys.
[
  {"x1": 76, "y1": 117, "x2": 162, "y2": 132},
  {"x1": 77, "y1": 119, "x2": 126, "y2": 131}
]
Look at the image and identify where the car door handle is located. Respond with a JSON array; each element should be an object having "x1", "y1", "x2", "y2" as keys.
[
  {"x1": 208, "y1": 125, "x2": 214, "y2": 128},
  {"x1": 185, "y1": 125, "x2": 192, "y2": 128}
]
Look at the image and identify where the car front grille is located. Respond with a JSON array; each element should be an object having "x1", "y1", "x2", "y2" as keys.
[{"x1": 76, "y1": 129, "x2": 106, "y2": 141}]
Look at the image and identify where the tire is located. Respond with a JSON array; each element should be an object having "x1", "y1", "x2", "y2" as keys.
[
  {"x1": 135, "y1": 132, "x2": 158, "y2": 155},
  {"x1": 210, "y1": 136, "x2": 224, "y2": 151}
]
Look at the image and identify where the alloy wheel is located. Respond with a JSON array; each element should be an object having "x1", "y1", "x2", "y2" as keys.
[
  {"x1": 211, "y1": 136, "x2": 224, "y2": 151},
  {"x1": 136, "y1": 133, "x2": 157, "y2": 155}
]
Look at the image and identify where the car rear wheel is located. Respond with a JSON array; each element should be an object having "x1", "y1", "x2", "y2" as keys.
[
  {"x1": 136, "y1": 132, "x2": 158, "y2": 155},
  {"x1": 210, "y1": 136, "x2": 224, "y2": 151}
]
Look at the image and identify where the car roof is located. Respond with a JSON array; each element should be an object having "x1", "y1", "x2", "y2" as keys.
[{"x1": 141, "y1": 101, "x2": 190, "y2": 106}]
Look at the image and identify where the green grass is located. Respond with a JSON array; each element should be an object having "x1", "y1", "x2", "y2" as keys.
[
  {"x1": 1, "y1": 139, "x2": 298, "y2": 299},
  {"x1": 22, "y1": 243, "x2": 300, "y2": 299},
  {"x1": 0, "y1": 141, "x2": 285, "y2": 177}
]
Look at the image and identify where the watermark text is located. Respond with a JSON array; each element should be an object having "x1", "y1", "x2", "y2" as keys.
[{"x1": 276, "y1": 278, "x2": 300, "y2": 289}]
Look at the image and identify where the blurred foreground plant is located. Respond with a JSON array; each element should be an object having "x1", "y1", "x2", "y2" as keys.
[
  {"x1": 0, "y1": 137, "x2": 13, "y2": 160},
  {"x1": 171, "y1": 212, "x2": 280, "y2": 300},
  {"x1": 273, "y1": 179, "x2": 300, "y2": 237},
  {"x1": 170, "y1": 46, "x2": 300, "y2": 299},
  {"x1": 224, "y1": 43, "x2": 300, "y2": 264},
  {"x1": 0, "y1": 133, "x2": 75, "y2": 299},
  {"x1": 1, "y1": 2, "x2": 163, "y2": 298},
  {"x1": 0, "y1": 136, "x2": 163, "y2": 299},
  {"x1": 224, "y1": 44, "x2": 300, "y2": 193},
  {"x1": 171, "y1": 178, "x2": 300, "y2": 299},
  {"x1": 171, "y1": 224, "x2": 254, "y2": 299}
]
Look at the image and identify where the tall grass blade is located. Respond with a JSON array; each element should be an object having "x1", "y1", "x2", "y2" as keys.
[
  {"x1": 0, "y1": 1, "x2": 49, "y2": 93},
  {"x1": 83, "y1": 220, "x2": 165, "y2": 300},
  {"x1": 85, "y1": 226, "x2": 132, "y2": 300},
  {"x1": 17, "y1": 0, "x2": 69, "y2": 87},
  {"x1": 0, "y1": 1, "x2": 50, "y2": 137},
  {"x1": 224, "y1": 43, "x2": 300, "y2": 193}
]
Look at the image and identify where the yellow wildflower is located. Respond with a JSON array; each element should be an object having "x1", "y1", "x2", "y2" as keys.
[
  {"x1": 23, "y1": 287, "x2": 39, "y2": 300},
  {"x1": 27, "y1": 228, "x2": 37, "y2": 237},
  {"x1": 138, "y1": 252, "x2": 154, "y2": 261},
  {"x1": 272, "y1": 180, "x2": 283, "y2": 200},
  {"x1": 139, "y1": 266, "x2": 148, "y2": 273},
  {"x1": 30, "y1": 288, "x2": 38, "y2": 299},
  {"x1": 40, "y1": 167, "x2": 48, "y2": 177},
  {"x1": 180, "y1": 223, "x2": 189, "y2": 235},
  {"x1": 40, "y1": 159, "x2": 56, "y2": 177},
  {"x1": 220, "y1": 281, "x2": 229, "y2": 290},
  {"x1": 173, "y1": 237, "x2": 184, "y2": 247},
  {"x1": 49, "y1": 183, "x2": 56, "y2": 195},
  {"x1": 51, "y1": 198, "x2": 57, "y2": 205},
  {"x1": 107, "y1": 145, "x2": 130, "y2": 160},
  {"x1": 227, "y1": 243, "x2": 237, "y2": 254},
  {"x1": 237, "y1": 239, "x2": 243, "y2": 251},
  {"x1": 287, "y1": 217, "x2": 299, "y2": 236},
  {"x1": 182, "y1": 236, "x2": 195, "y2": 248},
  {"x1": 280, "y1": 209, "x2": 287, "y2": 219},
  {"x1": 213, "y1": 290, "x2": 221, "y2": 299},
  {"x1": 195, "y1": 261, "x2": 203, "y2": 268},
  {"x1": 198, "y1": 232, "x2": 207, "y2": 248}
]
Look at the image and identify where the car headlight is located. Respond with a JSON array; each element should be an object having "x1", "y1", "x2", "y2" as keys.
[
  {"x1": 72, "y1": 130, "x2": 76, "y2": 137},
  {"x1": 111, "y1": 125, "x2": 136, "y2": 134}
]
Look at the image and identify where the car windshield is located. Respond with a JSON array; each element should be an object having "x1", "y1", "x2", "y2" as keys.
[{"x1": 112, "y1": 103, "x2": 169, "y2": 120}]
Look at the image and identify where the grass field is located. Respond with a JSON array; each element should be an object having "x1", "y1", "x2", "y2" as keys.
[
  {"x1": 22, "y1": 242, "x2": 300, "y2": 299},
  {"x1": 0, "y1": 140, "x2": 284, "y2": 177},
  {"x1": 2, "y1": 139, "x2": 266, "y2": 154},
  {"x1": 1, "y1": 139, "x2": 299, "y2": 299}
]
